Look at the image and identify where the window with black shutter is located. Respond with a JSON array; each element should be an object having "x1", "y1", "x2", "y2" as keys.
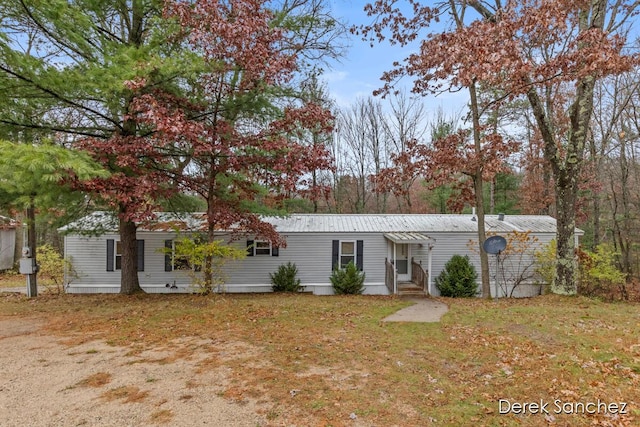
[
  {"x1": 332, "y1": 239, "x2": 364, "y2": 271},
  {"x1": 164, "y1": 239, "x2": 193, "y2": 271},
  {"x1": 107, "y1": 239, "x2": 144, "y2": 271}
]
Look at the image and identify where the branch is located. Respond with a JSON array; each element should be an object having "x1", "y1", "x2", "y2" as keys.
[
  {"x1": 0, "y1": 119, "x2": 110, "y2": 139},
  {"x1": 18, "y1": 0, "x2": 93, "y2": 62},
  {"x1": 0, "y1": 64, "x2": 123, "y2": 132},
  {"x1": 466, "y1": 0, "x2": 497, "y2": 22}
]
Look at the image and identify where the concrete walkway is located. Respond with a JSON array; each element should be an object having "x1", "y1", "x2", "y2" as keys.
[{"x1": 382, "y1": 298, "x2": 448, "y2": 323}]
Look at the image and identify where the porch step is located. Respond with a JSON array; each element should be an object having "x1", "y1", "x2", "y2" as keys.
[{"x1": 397, "y1": 282, "x2": 426, "y2": 297}]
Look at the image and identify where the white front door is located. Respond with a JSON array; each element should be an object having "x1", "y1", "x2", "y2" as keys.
[{"x1": 396, "y1": 244, "x2": 411, "y2": 282}]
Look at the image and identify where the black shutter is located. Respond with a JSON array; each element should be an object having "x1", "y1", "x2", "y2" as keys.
[
  {"x1": 164, "y1": 240, "x2": 173, "y2": 272},
  {"x1": 136, "y1": 240, "x2": 145, "y2": 272},
  {"x1": 272, "y1": 246, "x2": 279, "y2": 257},
  {"x1": 106, "y1": 239, "x2": 114, "y2": 272},
  {"x1": 356, "y1": 240, "x2": 364, "y2": 271},
  {"x1": 246, "y1": 240, "x2": 254, "y2": 256},
  {"x1": 332, "y1": 240, "x2": 339, "y2": 270}
]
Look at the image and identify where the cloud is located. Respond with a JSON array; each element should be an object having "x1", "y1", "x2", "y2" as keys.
[{"x1": 321, "y1": 70, "x2": 349, "y2": 83}]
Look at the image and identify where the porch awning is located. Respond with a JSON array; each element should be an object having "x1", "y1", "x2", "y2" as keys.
[{"x1": 383, "y1": 232, "x2": 433, "y2": 244}]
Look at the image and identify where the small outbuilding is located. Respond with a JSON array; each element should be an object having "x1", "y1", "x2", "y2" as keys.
[
  {"x1": 60, "y1": 212, "x2": 566, "y2": 297},
  {"x1": 0, "y1": 215, "x2": 18, "y2": 270}
]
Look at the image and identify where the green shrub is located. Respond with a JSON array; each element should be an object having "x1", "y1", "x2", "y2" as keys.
[
  {"x1": 578, "y1": 244, "x2": 627, "y2": 300},
  {"x1": 169, "y1": 236, "x2": 246, "y2": 294},
  {"x1": 37, "y1": 244, "x2": 70, "y2": 294},
  {"x1": 435, "y1": 254, "x2": 478, "y2": 297},
  {"x1": 270, "y1": 262, "x2": 303, "y2": 292},
  {"x1": 330, "y1": 261, "x2": 365, "y2": 295},
  {"x1": 534, "y1": 239, "x2": 556, "y2": 292}
]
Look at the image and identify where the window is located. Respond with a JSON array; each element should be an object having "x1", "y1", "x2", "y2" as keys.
[
  {"x1": 254, "y1": 240, "x2": 272, "y2": 256},
  {"x1": 107, "y1": 239, "x2": 144, "y2": 272},
  {"x1": 246, "y1": 240, "x2": 279, "y2": 257},
  {"x1": 115, "y1": 240, "x2": 122, "y2": 270},
  {"x1": 340, "y1": 241, "x2": 355, "y2": 268},
  {"x1": 332, "y1": 240, "x2": 364, "y2": 271},
  {"x1": 164, "y1": 240, "x2": 200, "y2": 272}
]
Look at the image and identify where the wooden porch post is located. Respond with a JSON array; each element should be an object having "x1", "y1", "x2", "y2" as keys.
[
  {"x1": 393, "y1": 242, "x2": 397, "y2": 295},
  {"x1": 427, "y1": 243, "x2": 433, "y2": 295}
]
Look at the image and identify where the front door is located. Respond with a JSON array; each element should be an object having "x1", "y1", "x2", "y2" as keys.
[{"x1": 396, "y1": 244, "x2": 411, "y2": 282}]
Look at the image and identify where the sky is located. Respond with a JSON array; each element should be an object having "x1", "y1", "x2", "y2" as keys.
[{"x1": 321, "y1": 0, "x2": 470, "y2": 117}]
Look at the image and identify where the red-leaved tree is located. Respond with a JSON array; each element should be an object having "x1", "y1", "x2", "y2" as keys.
[
  {"x1": 361, "y1": 0, "x2": 640, "y2": 295},
  {"x1": 125, "y1": 0, "x2": 335, "y2": 291}
]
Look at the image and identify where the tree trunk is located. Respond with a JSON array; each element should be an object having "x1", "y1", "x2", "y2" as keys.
[
  {"x1": 469, "y1": 82, "x2": 491, "y2": 298},
  {"x1": 614, "y1": 139, "x2": 632, "y2": 276},
  {"x1": 26, "y1": 196, "x2": 37, "y2": 297},
  {"x1": 119, "y1": 211, "x2": 142, "y2": 294},
  {"x1": 203, "y1": 221, "x2": 215, "y2": 295},
  {"x1": 553, "y1": 170, "x2": 579, "y2": 295},
  {"x1": 474, "y1": 175, "x2": 491, "y2": 298},
  {"x1": 588, "y1": 135, "x2": 601, "y2": 248}
]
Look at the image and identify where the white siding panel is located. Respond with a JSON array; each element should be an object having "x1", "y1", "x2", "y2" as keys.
[
  {"x1": 0, "y1": 229, "x2": 16, "y2": 270},
  {"x1": 224, "y1": 233, "x2": 387, "y2": 292},
  {"x1": 65, "y1": 234, "x2": 121, "y2": 289},
  {"x1": 65, "y1": 231, "x2": 389, "y2": 294},
  {"x1": 411, "y1": 231, "x2": 556, "y2": 298},
  {"x1": 64, "y1": 228, "x2": 555, "y2": 296}
]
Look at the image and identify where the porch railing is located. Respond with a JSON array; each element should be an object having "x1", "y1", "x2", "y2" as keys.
[
  {"x1": 411, "y1": 258, "x2": 428, "y2": 295},
  {"x1": 385, "y1": 258, "x2": 397, "y2": 295}
]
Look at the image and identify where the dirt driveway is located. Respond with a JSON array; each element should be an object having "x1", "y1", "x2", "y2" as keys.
[{"x1": 0, "y1": 318, "x2": 266, "y2": 427}]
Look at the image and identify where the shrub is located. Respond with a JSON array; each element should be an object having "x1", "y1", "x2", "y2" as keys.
[
  {"x1": 435, "y1": 254, "x2": 478, "y2": 298},
  {"x1": 534, "y1": 239, "x2": 556, "y2": 292},
  {"x1": 270, "y1": 262, "x2": 302, "y2": 292},
  {"x1": 37, "y1": 244, "x2": 71, "y2": 294},
  {"x1": 578, "y1": 244, "x2": 627, "y2": 301},
  {"x1": 330, "y1": 261, "x2": 365, "y2": 295},
  {"x1": 169, "y1": 236, "x2": 246, "y2": 294}
]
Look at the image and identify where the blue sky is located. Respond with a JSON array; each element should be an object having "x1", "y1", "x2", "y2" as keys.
[{"x1": 322, "y1": 0, "x2": 470, "y2": 116}]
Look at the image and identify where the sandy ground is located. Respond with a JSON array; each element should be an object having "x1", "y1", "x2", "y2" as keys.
[{"x1": 0, "y1": 318, "x2": 267, "y2": 427}]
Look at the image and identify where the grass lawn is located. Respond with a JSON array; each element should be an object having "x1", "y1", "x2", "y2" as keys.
[
  {"x1": 0, "y1": 272, "x2": 24, "y2": 288},
  {"x1": 1, "y1": 292, "x2": 638, "y2": 426}
]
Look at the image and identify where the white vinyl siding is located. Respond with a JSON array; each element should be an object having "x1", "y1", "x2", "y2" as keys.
[
  {"x1": 63, "y1": 225, "x2": 556, "y2": 297},
  {"x1": 226, "y1": 233, "x2": 385, "y2": 291}
]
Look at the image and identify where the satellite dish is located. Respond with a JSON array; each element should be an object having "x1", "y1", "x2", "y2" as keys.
[{"x1": 483, "y1": 235, "x2": 507, "y2": 255}]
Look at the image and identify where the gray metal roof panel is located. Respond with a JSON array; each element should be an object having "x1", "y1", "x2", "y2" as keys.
[{"x1": 60, "y1": 212, "x2": 564, "y2": 235}]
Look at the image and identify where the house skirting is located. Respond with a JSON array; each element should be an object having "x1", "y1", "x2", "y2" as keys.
[{"x1": 65, "y1": 282, "x2": 390, "y2": 295}]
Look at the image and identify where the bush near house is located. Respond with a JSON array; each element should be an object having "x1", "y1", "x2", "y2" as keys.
[
  {"x1": 534, "y1": 239, "x2": 556, "y2": 293},
  {"x1": 436, "y1": 254, "x2": 478, "y2": 297},
  {"x1": 578, "y1": 244, "x2": 628, "y2": 301},
  {"x1": 330, "y1": 261, "x2": 365, "y2": 295},
  {"x1": 270, "y1": 262, "x2": 303, "y2": 293},
  {"x1": 37, "y1": 244, "x2": 68, "y2": 294}
]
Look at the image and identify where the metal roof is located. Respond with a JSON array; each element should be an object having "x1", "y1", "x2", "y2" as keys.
[
  {"x1": 60, "y1": 212, "x2": 564, "y2": 234},
  {"x1": 58, "y1": 211, "x2": 206, "y2": 233},
  {"x1": 0, "y1": 215, "x2": 19, "y2": 230},
  {"x1": 266, "y1": 214, "x2": 562, "y2": 234},
  {"x1": 383, "y1": 232, "x2": 433, "y2": 244}
]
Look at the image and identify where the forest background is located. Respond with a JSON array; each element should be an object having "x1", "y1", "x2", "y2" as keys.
[{"x1": 0, "y1": 0, "x2": 639, "y2": 294}]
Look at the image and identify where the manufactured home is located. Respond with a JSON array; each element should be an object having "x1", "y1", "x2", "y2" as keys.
[{"x1": 60, "y1": 212, "x2": 565, "y2": 297}]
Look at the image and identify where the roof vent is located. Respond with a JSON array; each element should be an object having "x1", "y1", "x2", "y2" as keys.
[
  {"x1": 471, "y1": 207, "x2": 477, "y2": 222},
  {"x1": 498, "y1": 213, "x2": 505, "y2": 221}
]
